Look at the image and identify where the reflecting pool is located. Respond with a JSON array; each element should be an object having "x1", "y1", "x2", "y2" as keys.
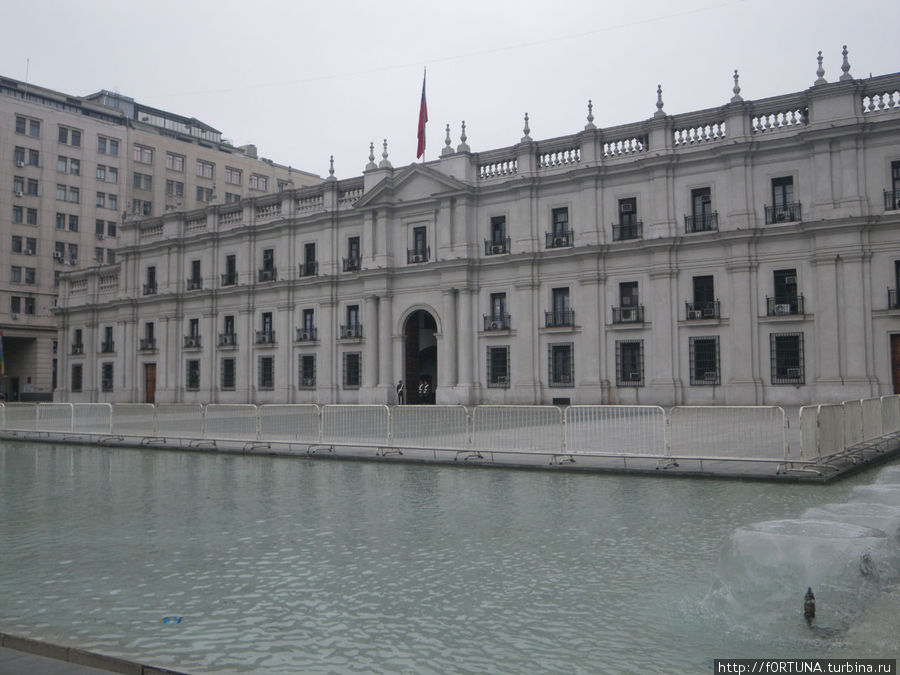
[{"x1": 0, "y1": 442, "x2": 897, "y2": 674}]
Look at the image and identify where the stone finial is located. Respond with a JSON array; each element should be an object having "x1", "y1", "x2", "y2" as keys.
[
  {"x1": 814, "y1": 50, "x2": 827, "y2": 85},
  {"x1": 731, "y1": 69, "x2": 743, "y2": 103},
  {"x1": 653, "y1": 84, "x2": 665, "y2": 118},
  {"x1": 379, "y1": 139, "x2": 392, "y2": 169},
  {"x1": 441, "y1": 124, "x2": 453, "y2": 156},
  {"x1": 584, "y1": 100, "x2": 596, "y2": 130},
  {"x1": 839, "y1": 45, "x2": 852, "y2": 81},
  {"x1": 327, "y1": 155, "x2": 336, "y2": 181},
  {"x1": 457, "y1": 121, "x2": 470, "y2": 153},
  {"x1": 521, "y1": 112, "x2": 531, "y2": 142},
  {"x1": 365, "y1": 142, "x2": 377, "y2": 171}
]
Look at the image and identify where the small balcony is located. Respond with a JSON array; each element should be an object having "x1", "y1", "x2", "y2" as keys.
[
  {"x1": 612, "y1": 222, "x2": 642, "y2": 241},
  {"x1": 766, "y1": 295, "x2": 805, "y2": 316},
  {"x1": 258, "y1": 267, "x2": 276, "y2": 282},
  {"x1": 100, "y1": 341, "x2": 115, "y2": 353},
  {"x1": 217, "y1": 333, "x2": 237, "y2": 347},
  {"x1": 612, "y1": 305, "x2": 645, "y2": 324},
  {"x1": 545, "y1": 230, "x2": 573, "y2": 249},
  {"x1": 183, "y1": 335, "x2": 202, "y2": 349},
  {"x1": 407, "y1": 247, "x2": 430, "y2": 264},
  {"x1": 221, "y1": 273, "x2": 238, "y2": 287},
  {"x1": 484, "y1": 238, "x2": 511, "y2": 255},
  {"x1": 70, "y1": 343, "x2": 84, "y2": 355},
  {"x1": 139, "y1": 338, "x2": 156, "y2": 351},
  {"x1": 885, "y1": 189, "x2": 900, "y2": 211},
  {"x1": 340, "y1": 323, "x2": 362, "y2": 339},
  {"x1": 544, "y1": 309, "x2": 574, "y2": 328},
  {"x1": 143, "y1": 282, "x2": 157, "y2": 296},
  {"x1": 186, "y1": 277, "x2": 202, "y2": 291},
  {"x1": 343, "y1": 257, "x2": 361, "y2": 272},
  {"x1": 684, "y1": 212, "x2": 718, "y2": 233},
  {"x1": 255, "y1": 330, "x2": 276, "y2": 345},
  {"x1": 483, "y1": 314, "x2": 511, "y2": 331},
  {"x1": 296, "y1": 327, "x2": 318, "y2": 342},
  {"x1": 890, "y1": 288, "x2": 900, "y2": 310},
  {"x1": 765, "y1": 202, "x2": 802, "y2": 224},
  {"x1": 299, "y1": 261, "x2": 318, "y2": 277},
  {"x1": 685, "y1": 300, "x2": 720, "y2": 320}
]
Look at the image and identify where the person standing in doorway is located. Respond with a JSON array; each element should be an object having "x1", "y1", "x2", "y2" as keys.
[{"x1": 396, "y1": 380, "x2": 405, "y2": 405}]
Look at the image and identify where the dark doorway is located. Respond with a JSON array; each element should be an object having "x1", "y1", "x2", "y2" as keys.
[
  {"x1": 404, "y1": 310, "x2": 437, "y2": 403},
  {"x1": 892, "y1": 334, "x2": 900, "y2": 395},
  {"x1": 144, "y1": 363, "x2": 156, "y2": 404}
]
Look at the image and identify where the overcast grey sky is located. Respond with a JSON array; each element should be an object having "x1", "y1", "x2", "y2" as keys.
[{"x1": 3, "y1": 0, "x2": 897, "y2": 178}]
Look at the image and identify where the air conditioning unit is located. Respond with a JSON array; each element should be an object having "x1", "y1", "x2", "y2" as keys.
[
  {"x1": 412, "y1": 253, "x2": 425, "y2": 263},
  {"x1": 553, "y1": 237, "x2": 564, "y2": 247},
  {"x1": 97, "y1": 233, "x2": 104, "y2": 240},
  {"x1": 688, "y1": 309, "x2": 703, "y2": 319},
  {"x1": 786, "y1": 367, "x2": 802, "y2": 378},
  {"x1": 16, "y1": 161, "x2": 25, "y2": 168},
  {"x1": 489, "y1": 320, "x2": 501, "y2": 331},
  {"x1": 24, "y1": 249, "x2": 34, "y2": 256},
  {"x1": 11, "y1": 313, "x2": 20, "y2": 320},
  {"x1": 53, "y1": 252, "x2": 63, "y2": 261},
  {"x1": 299, "y1": 330, "x2": 312, "y2": 341},
  {"x1": 774, "y1": 303, "x2": 792, "y2": 315},
  {"x1": 491, "y1": 244, "x2": 503, "y2": 254},
  {"x1": 14, "y1": 190, "x2": 24, "y2": 197},
  {"x1": 620, "y1": 308, "x2": 636, "y2": 322}
]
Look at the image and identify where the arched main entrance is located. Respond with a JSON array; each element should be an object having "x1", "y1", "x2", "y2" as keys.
[{"x1": 404, "y1": 310, "x2": 437, "y2": 403}]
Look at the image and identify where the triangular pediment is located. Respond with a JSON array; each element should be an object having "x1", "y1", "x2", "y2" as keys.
[{"x1": 354, "y1": 164, "x2": 471, "y2": 208}]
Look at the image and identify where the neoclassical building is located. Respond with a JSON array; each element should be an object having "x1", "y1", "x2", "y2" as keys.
[{"x1": 54, "y1": 59, "x2": 900, "y2": 407}]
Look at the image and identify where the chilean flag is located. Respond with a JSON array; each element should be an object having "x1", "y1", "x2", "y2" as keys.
[{"x1": 416, "y1": 70, "x2": 428, "y2": 159}]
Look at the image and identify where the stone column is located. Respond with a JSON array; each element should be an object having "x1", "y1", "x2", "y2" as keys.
[
  {"x1": 363, "y1": 295, "x2": 379, "y2": 391},
  {"x1": 457, "y1": 288, "x2": 474, "y2": 386},
  {"x1": 378, "y1": 294, "x2": 393, "y2": 398},
  {"x1": 813, "y1": 255, "x2": 842, "y2": 396},
  {"x1": 838, "y1": 252, "x2": 872, "y2": 397},
  {"x1": 577, "y1": 275, "x2": 604, "y2": 402},
  {"x1": 441, "y1": 289, "x2": 458, "y2": 388},
  {"x1": 318, "y1": 300, "x2": 335, "y2": 403},
  {"x1": 725, "y1": 259, "x2": 762, "y2": 404}
]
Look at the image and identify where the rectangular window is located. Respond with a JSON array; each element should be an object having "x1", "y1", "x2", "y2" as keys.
[
  {"x1": 133, "y1": 172, "x2": 152, "y2": 191},
  {"x1": 133, "y1": 144, "x2": 154, "y2": 164},
  {"x1": 620, "y1": 281, "x2": 638, "y2": 307},
  {"x1": 14, "y1": 176, "x2": 25, "y2": 194},
  {"x1": 96, "y1": 192, "x2": 105, "y2": 208},
  {"x1": 132, "y1": 199, "x2": 152, "y2": 216},
  {"x1": 770, "y1": 332, "x2": 805, "y2": 385},
  {"x1": 68, "y1": 243, "x2": 78, "y2": 262},
  {"x1": 12, "y1": 206, "x2": 23, "y2": 224},
  {"x1": 108, "y1": 167, "x2": 118, "y2": 183},
  {"x1": 196, "y1": 159, "x2": 214, "y2": 179},
  {"x1": 486, "y1": 346, "x2": 510, "y2": 388},
  {"x1": 11, "y1": 296, "x2": 21, "y2": 313},
  {"x1": 225, "y1": 167, "x2": 242, "y2": 185},
  {"x1": 552, "y1": 207, "x2": 569, "y2": 235},
  {"x1": 101, "y1": 363, "x2": 114, "y2": 392},
  {"x1": 770, "y1": 268, "x2": 801, "y2": 315},
  {"x1": 28, "y1": 148, "x2": 39, "y2": 167},
  {"x1": 68, "y1": 187, "x2": 79, "y2": 203},
  {"x1": 29, "y1": 119, "x2": 40, "y2": 137},
  {"x1": 95, "y1": 247, "x2": 104, "y2": 263},
  {"x1": 56, "y1": 184, "x2": 66, "y2": 201},
  {"x1": 221, "y1": 358, "x2": 236, "y2": 390},
  {"x1": 688, "y1": 187, "x2": 716, "y2": 232},
  {"x1": 249, "y1": 174, "x2": 268, "y2": 191},
  {"x1": 225, "y1": 192, "x2": 241, "y2": 204},
  {"x1": 299, "y1": 355, "x2": 316, "y2": 388},
  {"x1": 548, "y1": 287, "x2": 572, "y2": 327},
  {"x1": 548, "y1": 343, "x2": 574, "y2": 387},
  {"x1": 196, "y1": 187, "x2": 214, "y2": 202},
  {"x1": 15, "y1": 116, "x2": 26, "y2": 134},
  {"x1": 107, "y1": 250, "x2": 116, "y2": 264},
  {"x1": 258, "y1": 356, "x2": 275, "y2": 390},
  {"x1": 186, "y1": 360, "x2": 201, "y2": 391},
  {"x1": 618, "y1": 197, "x2": 638, "y2": 228},
  {"x1": 24, "y1": 297, "x2": 35, "y2": 314},
  {"x1": 688, "y1": 275, "x2": 718, "y2": 319},
  {"x1": 488, "y1": 216, "x2": 507, "y2": 253},
  {"x1": 23, "y1": 178, "x2": 37, "y2": 196},
  {"x1": 24, "y1": 237, "x2": 36, "y2": 254},
  {"x1": 166, "y1": 180, "x2": 184, "y2": 197},
  {"x1": 69, "y1": 214, "x2": 79, "y2": 232},
  {"x1": 689, "y1": 336, "x2": 720, "y2": 385},
  {"x1": 14, "y1": 146, "x2": 25, "y2": 164},
  {"x1": 616, "y1": 340, "x2": 644, "y2": 387},
  {"x1": 58, "y1": 127, "x2": 81, "y2": 147},
  {"x1": 166, "y1": 152, "x2": 184, "y2": 172},
  {"x1": 98, "y1": 136, "x2": 119, "y2": 155},
  {"x1": 11, "y1": 236, "x2": 22, "y2": 253},
  {"x1": 343, "y1": 352, "x2": 361, "y2": 388},
  {"x1": 768, "y1": 176, "x2": 800, "y2": 223},
  {"x1": 107, "y1": 222, "x2": 117, "y2": 237},
  {"x1": 55, "y1": 241, "x2": 65, "y2": 258},
  {"x1": 262, "y1": 248, "x2": 275, "y2": 270},
  {"x1": 24, "y1": 267, "x2": 35, "y2": 284},
  {"x1": 26, "y1": 208, "x2": 37, "y2": 225},
  {"x1": 11, "y1": 266, "x2": 21, "y2": 283},
  {"x1": 71, "y1": 364, "x2": 83, "y2": 393}
]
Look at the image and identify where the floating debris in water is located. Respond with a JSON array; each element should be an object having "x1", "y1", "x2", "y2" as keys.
[{"x1": 162, "y1": 616, "x2": 182, "y2": 624}]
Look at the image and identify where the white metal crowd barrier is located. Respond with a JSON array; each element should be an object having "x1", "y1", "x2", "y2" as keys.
[
  {"x1": 669, "y1": 406, "x2": 788, "y2": 460},
  {"x1": 322, "y1": 405, "x2": 390, "y2": 446},
  {"x1": 205, "y1": 404, "x2": 258, "y2": 441},
  {"x1": 842, "y1": 399, "x2": 864, "y2": 449},
  {"x1": 258, "y1": 404, "x2": 321, "y2": 443},
  {"x1": 111, "y1": 404, "x2": 156, "y2": 436},
  {"x1": 473, "y1": 405, "x2": 563, "y2": 452},
  {"x1": 73, "y1": 403, "x2": 112, "y2": 434},
  {"x1": 565, "y1": 405, "x2": 666, "y2": 455},
  {"x1": 391, "y1": 405, "x2": 468, "y2": 449},
  {"x1": 882, "y1": 395, "x2": 900, "y2": 436},
  {"x1": 4, "y1": 403, "x2": 37, "y2": 431},
  {"x1": 37, "y1": 402, "x2": 73, "y2": 433},
  {"x1": 156, "y1": 404, "x2": 204, "y2": 439},
  {"x1": 861, "y1": 398, "x2": 884, "y2": 441}
]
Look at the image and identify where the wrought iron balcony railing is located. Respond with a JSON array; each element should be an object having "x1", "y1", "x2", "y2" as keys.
[
  {"x1": 766, "y1": 295, "x2": 805, "y2": 316},
  {"x1": 183, "y1": 335, "x2": 201, "y2": 349},
  {"x1": 221, "y1": 273, "x2": 238, "y2": 286},
  {"x1": 765, "y1": 202, "x2": 802, "y2": 224},
  {"x1": 340, "y1": 323, "x2": 362, "y2": 339},
  {"x1": 139, "y1": 338, "x2": 156, "y2": 351},
  {"x1": 684, "y1": 212, "x2": 718, "y2": 233},
  {"x1": 100, "y1": 341, "x2": 115, "y2": 353},
  {"x1": 888, "y1": 288, "x2": 899, "y2": 309},
  {"x1": 217, "y1": 333, "x2": 237, "y2": 347},
  {"x1": 885, "y1": 189, "x2": 900, "y2": 211},
  {"x1": 296, "y1": 327, "x2": 318, "y2": 342},
  {"x1": 343, "y1": 257, "x2": 361, "y2": 272},
  {"x1": 186, "y1": 277, "x2": 202, "y2": 290},
  {"x1": 71, "y1": 343, "x2": 84, "y2": 355},
  {"x1": 545, "y1": 230, "x2": 573, "y2": 249},
  {"x1": 483, "y1": 314, "x2": 511, "y2": 331},
  {"x1": 612, "y1": 221, "x2": 642, "y2": 241},
  {"x1": 612, "y1": 305, "x2": 645, "y2": 324},
  {"x1": 407, "y1": 247, "x2": 430, "y2": 264},
  {"x1": 255, "y1": 330, "x2": 276, "y2": 345},
  {"x1": 484, "y1": 237, "x2": 511, "y2": 255},
  {"x1": 143, "y1": 283, "x2": 157, "y2": 295},
  {"x1": 544, "y1": 309, "x2": 574, "y2": 328},
  {"x1": 258, "y1": 267, "x2": 277, "y2": 282},
  {"x1": 685, "y1": 300, "x2": 720, "y2": 320},
  {"x1": 299, "y1": 261, "x2": 318, "y2": 277}
]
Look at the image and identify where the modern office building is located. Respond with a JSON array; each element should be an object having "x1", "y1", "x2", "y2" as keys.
[
  {"x1": 0, "y1": 76, "x2": 320, "y2": 400},
  {"x1": 54, "y1": 57, "x2": 900, "y2": 407}
]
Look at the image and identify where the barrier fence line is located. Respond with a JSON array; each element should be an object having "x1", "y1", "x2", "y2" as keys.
[
  {"x1": 37, "y1": 402, "x2": 74, "y2": 433},
  {"x1": 799, "y1": 406, "x2": 818, "y2": 459},
  {"x1": 816, "y1": 404, "x2": 846, "y2": 459},
  {"x1": 861, "y1": 398, "x2": 883, "y2": 442},
  {"x1": 842, "y1": 400, "x2": 864, "y2": 450},
  {"x1": 391, "y1": 405, "x2": 469, "y2": 449},
  {"x1": 565, "y1": 405, "x2": 667, "y2": 456},
  {"x1": 322, "y1": 405, "x2": 390, "y2": 446},
  {"x1": 3, "y1": 403, "x2": 37, "y2": 431},
  {"x1": 205, "y1": 404, "x2": 259, "y2": 442},
  {"x1": 668, "y1": 406, "x2": 787, "y2": 460},
  {"x1": 883, "y1": 395, "x2": 900, "y2": 436},
  {"x1": 155, "y1": 404, "x2": 205, "y2": 439},
  {"x1": 258, "y1": 404, "x2": 321, "y2": 443},
  {"x1": 111, "y1": 404, "x2": 155, "y2": 436},
  {"x1": 473, "y1": 406, "x2": 563, "y2": 452}
]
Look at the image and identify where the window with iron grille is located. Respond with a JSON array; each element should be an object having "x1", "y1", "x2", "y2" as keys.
[
  {"x1": 548, "y1": 343, "x2": 574, "y2": 387},
  {"x1": 71, "y1": 363, "x2": 83, "y2": 393},
  {"x1": 770, "y1": 332, "x2": 805, "y2": 384},
  {"x1": 616, "y1": 340, "x2": 644, "y2": 387},
  {"x1": 258, "y1": 356, "x2": 275, "y2": 390},
  {"x1": 689, "y1": 336, "x2": 720, "y2": 385},
  {"x1": 101, "y1": 363, "x2": 114, "y2": 393},
  {"x1": 486, "y1": 346, "x2": 510, "y2": 388},
  {"x1": 299, "y1": 355, "x2": 316, "y2": 389},
  {"x1": 186, "y1": 360, "x2": 200, "y2": 391},
  {"x1": 221, "y1": 358, "x2": 236, "y2": 390},
  {"x1": 343, "y1": 352, "x2": 361, "y2": 389}
]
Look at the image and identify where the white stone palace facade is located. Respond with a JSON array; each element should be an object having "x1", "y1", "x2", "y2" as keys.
[{"x1": 54, "y1": 60, "x2": 900, "y2": 407}]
